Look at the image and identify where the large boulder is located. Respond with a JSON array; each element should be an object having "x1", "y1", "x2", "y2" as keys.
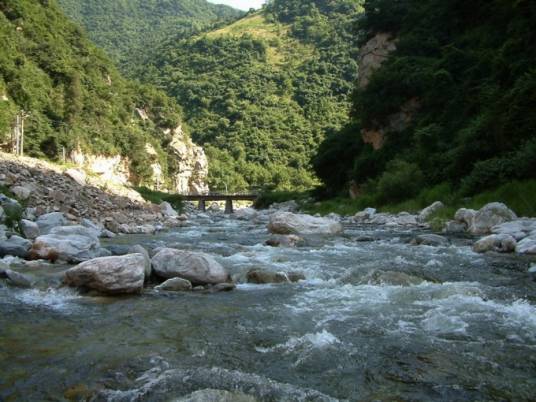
[
  {"x1": 130, "y1": 244, "x2": 152, "y2": 277},
  {"x1": 267, "y1": 212, "x2": 343, "y2": 235},
  {"x1": 64, "y1": 254, "x2": 145, "y2": 294},
  {"x1": 160, "y1": 201, "x2": 178, "y2": 217},
  {"x1": 234, "y1": 207, "x2": 257, "y2": 221},
  {"x1": 469, "y1": 203, "x2": 517, "y2": 235},
  {"x1": 0, "y1": 235, "x2": 32, "y2": 258},
  {"x1": 30, "y1": 225, "x2": 101, "y2": 263},
  {"x1": 516, "y1": 236, "x2": 536, "y2": 255},
  {"x1": 454, "y1": 208, "x2": 477, "y2": 228},
  {"x1": 473, "y1": 234, "x2": 517, "y2": 253},
  {"x1": 36, "y1": 212, "x2": 69, "y2": 235},
  {"x1": 20, "y1": 219, "x2": 40, "y2": 240},
  {"x1": 419, "y1": 201, "x2": 445, "y2": 222},
  {"x1": 491, "y1": 219, "x2": 536, "y2": 241},
  {"x1": 354, "y1": 208, "x2": 376, "y2": 223},
  {"x1": 10, "y1": 185, "x2": 32, "y2": 200},
  {"x1": 152, "y1": 248, "x2": 230, "y2": 285}
]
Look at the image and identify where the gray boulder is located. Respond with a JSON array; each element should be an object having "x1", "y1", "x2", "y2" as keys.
[
  {"x1": 268, "y1": 212, "x2": 343, "y2": 235},
  {"x1": 10, "y1": 185, "x2": 32, "y2": 200},
  {"x1": 454, "y1": 208, "x2": 477, "y2": 228},
  {"x1": 160, "y1": 201, "x2": 178, "y2": 217},
  {"x1": 234, "y1": 207, "x2": 257, "y2": 220},
  {"x1": 419, "y1": 201, "x2": 445, "y2": 222},
  {"x1": 155, "y1": 277, "x2": 193, "y2": 292},
  {"x1": 152, "y1": 248, "x2": 230, "y2": 285},
  {"x1": 64, "y1": 254, "x2": 146, "y2": 294},
  {"x1": 412, "y1": 234, "x2": 450, "y2": 247},
  {"x1": 20, "y1": 219, "x2": 40, "y2": 240},
  {"x1": 473, "y1": 234, "x2": 517, "y2": 253},
  {"x1": 129, "y1": 244, "x2": 152, "y2": 278},
  {"x1": 491, "y1": 219, "x2": 536, "y2": 241},
  {"x1": 443, "y1": 220, "x2": 467, "y2": 234},
  {"x1": 529, "y1": 265, "x2": 536, "y2": 281},
  {"x1": 469, "y1": 203, "x2": 517, "y2": 235},
  {"x1": 0, "y1": 235, "x2": 32, "y2": 258},
  {"x1": 36, "y1": 212, "x2": 69, "y2": 235},
  {"x1": 246, "y1": 269, "x2": 305, "y2": 284},
  {"x1": 2, "y1": 268, "x2": 33, "y2": 288},
  {"x1": 31, "y1": 225, "x2": 101, "y2": 263},
  {"x1": 515, "y1": 236, "x2": 536, "y2": 255},
  {"x1": 354, "y1": 207, "x2": 377, "y2": 222}
]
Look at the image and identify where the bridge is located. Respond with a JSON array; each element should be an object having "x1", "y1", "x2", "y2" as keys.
[{"x1": 181, "y1": 193, "x2": 259, "y2": 214}]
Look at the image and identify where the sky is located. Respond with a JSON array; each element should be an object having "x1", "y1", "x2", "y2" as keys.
[{"x1": 208, "y1": 0, "x2": 266, "y2": 11}]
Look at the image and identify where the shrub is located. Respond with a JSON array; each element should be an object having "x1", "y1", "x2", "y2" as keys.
[{"x1": 375, "y1": 159, "x2": 424, "y2": 204}]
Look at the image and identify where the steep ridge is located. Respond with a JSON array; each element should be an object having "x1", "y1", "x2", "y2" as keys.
[
  {"x1": 136, "y1": 0, "x2": 364, "y2": 191},
  {"x1": 313, "y1": 0, "x2": 536, "y2": 203},
  {"x1": 57, "y1": 0, "x2": 243, "y2": 72},
  {"x1": 0, "y1": 0, "x2": 208, "y2": 194}
]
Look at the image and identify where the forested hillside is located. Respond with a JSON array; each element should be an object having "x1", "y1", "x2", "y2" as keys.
[
  {"x1": 0, "y1": 0, "x2": 190, "y2": 185},
  {"x1": 57, "y1": 0, "x2": 243, "y2": 72},
  {"x1": 138, "y1": 0, "x2": 363, "y2": 191},
  {"x1": 314, "y1": 0, "x2": 536, "y2": 204}
]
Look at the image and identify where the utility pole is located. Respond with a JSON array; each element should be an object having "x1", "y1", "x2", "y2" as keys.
[{"x1": 12, "y1": 110, "x2": 30, "y2": 156}]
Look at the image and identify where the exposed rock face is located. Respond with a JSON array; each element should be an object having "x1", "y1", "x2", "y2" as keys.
[
  {"x1": 268, "y1": 212, "x2": 343, "y2": 235},
  {"x1": 69, "y1": 148, "x2": 131, "y2": 187},
  {"x1": 151, "y1": 248, "x2": 230, "y2": 285},
  {"x1": 64, "y1": 254, "x2": 146, "y2": 294},
  {"x1": 31, "y1": 225, "x2": 101, "y2": 263},
  {"x1": 167, "y1": 126, "x2": 209, "y2": 195},
  {"x1": 469, "y1": 203, "x2": 517, "y2": 235},
  {"x1": 358, "y1": 33, "x2": 397, "y2": 89},
  {"x1": 473, "y1": 234, "x2": 517, "y2": 253}
]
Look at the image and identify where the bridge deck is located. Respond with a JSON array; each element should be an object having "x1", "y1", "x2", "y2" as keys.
[{"x1": 181, "y1": 194, "x2": 258, "y2": 201}]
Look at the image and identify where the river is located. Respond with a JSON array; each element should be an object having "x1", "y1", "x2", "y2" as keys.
[{"x1": 1, "y1": 213, "x2": 535, "y2": 401}]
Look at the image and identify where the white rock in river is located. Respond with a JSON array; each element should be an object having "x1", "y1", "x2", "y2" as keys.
[
  {"x1": 419, "y1": 201, "x2": 444, "y2": 222},
  {"x1": 152, "y1": 248, "x2": 230, "y2": 285},
  {"x1": 454, "y1": 208, "x2": 477, "y2": 228},
  {"x1": 515, "y1": 236, "x2": 536, "y2": 255},
  {"x1": 31, "y1": 225, "x2": 101, "y2": 263},
  {"x1": 160, "y1": 201, "x2": 178, "y2": 217},
  {"x1": 234, "y1": 207, "x2": 257, "y2": 220},
  {"x1": 64, "y1": 254, "x2": 145, "y2": 294},
  {"x1": 469, "y1": 202, "x2": 517, "y2": 235},
  {"x1": 20, "y1": 219, "x2": 40, "y2": 240},
  {"x1": 268, "y1": 212, "x2": 343, "y2": 235},
  {"x1": 473, "y1": 234, "x2": 517, "y2": 253},
  {"x1": 491, "y1": 219, "x2": 536, "y2": 241},
  {"x1": 155, "y1": 277, "x2": 192, "y2": 292}
]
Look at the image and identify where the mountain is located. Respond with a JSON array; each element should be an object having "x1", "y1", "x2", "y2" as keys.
[
  {"x1": 0, "y1": 0, "x2": 207, "y2": 193},
  {"x1": 57, "y1": 0, "x2": 244, "y2": 72},
  {"x1": 138, "y1": 0, "x2": 364, "y2": 191},
  {"x1": 313, "y1": 0, "x2": 536, "y2": 203}
]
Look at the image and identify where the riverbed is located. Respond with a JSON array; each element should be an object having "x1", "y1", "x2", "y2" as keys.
[{"x1": 1, "y1": 214, "x2": 535, "y2": 401}]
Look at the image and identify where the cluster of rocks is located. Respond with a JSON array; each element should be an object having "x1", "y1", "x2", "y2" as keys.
[
  {"x1": 0, "y1": 152, "x2": 186, "y2": 234},
  {"x1": 353, "y1": 207, "x2": 427, "y2": 227}
]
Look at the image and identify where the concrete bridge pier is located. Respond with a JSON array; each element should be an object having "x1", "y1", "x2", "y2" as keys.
[
  {"x1": 198, "y1": 200, "x2": 206, "y2": 212},
  {"x1": 225, "y1": 199, "x2": 233, "y2": 214}
]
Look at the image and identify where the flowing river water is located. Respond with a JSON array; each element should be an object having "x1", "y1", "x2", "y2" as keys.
[{"x1": 1, "y1": 213, "x2": 536, "y2": 401}]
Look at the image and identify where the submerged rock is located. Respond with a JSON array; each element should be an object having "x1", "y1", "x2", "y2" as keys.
[
  {"x1": 473, "y1": 234, "x2": 517, "y2": 253},
  {"x1": 268, "y1": 212, "x2": 343, "y2": 235},
  {"x1": 469, "y1": 203, "x2": 517, "y2": 235},
  {"x1": 357, "y1": 270, "x2": 426, "y2": 286},
  {"x1": 246, "y1": 269, "x2": 305, "y2": 284},
  {"x1": 155, "y1": 277, "x2": 192, "y2": 292},
  {"x1": 152, "y1": 248, "x2": 230, "y2": 285},
  {"x1": 30, "y1": 225, "x2": 101, "y2": 263},
  {"x1": 173, "y1": 389, "x2": 258, "y2": 402},
  {"x1": 412, "y1": 234, "x2": 450, "y2": 247},
  {"x1": 0, "y1": 235, "x2": 32, "y2": 258},
  {"x1": 64, "y1": 253, "x2": 145, "y2": 294},
  {"x1": 1, "y1": 268, "x2": 33, "y2": 288},
  {"x1": 265, "y1": 234, "x2": 303, "y2": 248}
]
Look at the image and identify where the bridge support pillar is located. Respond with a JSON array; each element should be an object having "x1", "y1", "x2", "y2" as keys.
[
  {"x1": 225, "y1": 199, "x2": 233, "y2": 214},
  {"x1": 198, "y1": 200, "x2": 206, "y2": 212}
]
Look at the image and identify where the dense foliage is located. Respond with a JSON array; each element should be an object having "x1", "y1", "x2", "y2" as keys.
[
  {"x1": 314, "y1": 0, "x2": 536, "y2": 202},
  {"x1": 57, "y1": 0, "x2": 243, "y2": 72},
  {"x1": 0, "y1": 0, "x2": 189, "y2": 185},
  {"x1": 138, "y1": 0, "x2": 364, "y2": 191}
]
